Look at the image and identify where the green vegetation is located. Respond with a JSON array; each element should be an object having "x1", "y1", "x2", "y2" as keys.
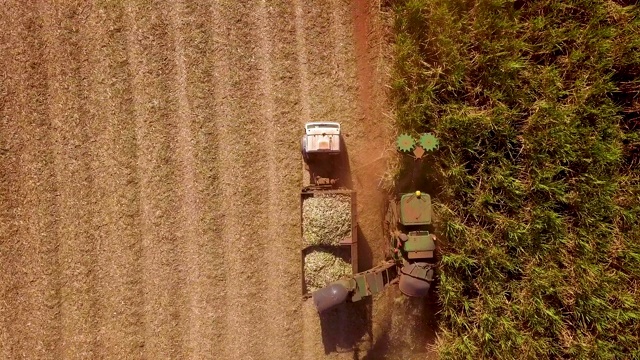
[{"x1": 390, "y1": 0, "x2": 640, "y2": 358}]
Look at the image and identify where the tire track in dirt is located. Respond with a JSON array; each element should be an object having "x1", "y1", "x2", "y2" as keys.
[
  {"x1": 349, "y1": 2, "x2": 439, "y2": 359},
  {"x1": 0, "y1": 4, "x2": 61, "y2": 358},
  {"x1": 125, "y1": 3, "x2": 186, "y2": 357},
  {"x1": 256, "y1": 5, "x2": 284, "y2": 356},
  {"x1": 293, "y1": 0, "x2": 312, "y2": 123},
  {"x1": 294, "y1": 0, "x2": 366, "y2": 358},
  {"x1": 83, "y1": 3, "x2": 144, "y2": 357},
  {"x1": 292, "y1": 2, "x2": 324, "y2": 356},
  {"x1": 330, "y1": 0, "x2": 360, "y2": 125},
  {"x1": 206, "y1": 3, "x2": 243, "y2": 358}
]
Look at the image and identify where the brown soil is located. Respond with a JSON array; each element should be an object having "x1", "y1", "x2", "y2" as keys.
[{"x1": 0, "y1": 0, "x2": 436, "y2": 359}]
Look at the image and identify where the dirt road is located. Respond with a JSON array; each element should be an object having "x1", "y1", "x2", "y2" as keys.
[{"x1": 0, "y1": 1, "x2": 434, "y2": 359}]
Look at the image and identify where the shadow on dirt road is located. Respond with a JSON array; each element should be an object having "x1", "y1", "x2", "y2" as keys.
[{"x1": 319, "y1": 297, "x2": 371, "y2": 355}]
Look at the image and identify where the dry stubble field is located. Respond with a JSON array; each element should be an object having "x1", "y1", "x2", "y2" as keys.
[{"x1": 0, "y1": 1, "x2": 435, "y2": 359}]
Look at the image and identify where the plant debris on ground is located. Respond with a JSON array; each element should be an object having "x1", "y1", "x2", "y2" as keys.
[
  {"x1": 391, "y1": 0, "x2": 640, "y2": 358},
  {"x1": 304, "y1": 248, "x2": 353, "y2": 292},
  {"x1": 302, "y1": 194, "x2": 352, "y2": 247}
]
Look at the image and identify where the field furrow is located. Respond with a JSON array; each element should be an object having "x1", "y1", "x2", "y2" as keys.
[{"x1": 212, "y1": 3, "x2": 274, "y2": 358}]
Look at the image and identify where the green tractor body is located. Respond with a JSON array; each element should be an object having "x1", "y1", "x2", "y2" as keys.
[
  {"x1": 399, "y1": 192, "x2": 432, "y2": 225},
  {"x1": 404, "y1": 231, "x2": 436, "y2": 259},
  {"x1": 389, "y1": 191, "x2": 437, "y2": 298}
]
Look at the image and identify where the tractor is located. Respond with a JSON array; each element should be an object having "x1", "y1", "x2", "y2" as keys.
[
  {"x1": 301, "y1": 122, "x2": 343, "y2": 188},
  {"x1": 385, "y1": 191, "x2": 436, "y2": 298},
  {"x1": 301, "y1": 122, "x2": 341, "y2": 160}
]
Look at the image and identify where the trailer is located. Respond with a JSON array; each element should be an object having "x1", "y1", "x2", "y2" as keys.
[
  {"x1": 301, "y1": 188, "x2": 357, "y2": 297},
  {"x1": 300, "y1": 122, "x2": 358, "y2": 298}
]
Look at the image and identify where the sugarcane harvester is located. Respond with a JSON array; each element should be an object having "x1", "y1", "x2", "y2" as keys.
[
  {"x1": 311, "y1": 191, "x2": 437, "y2": 313},
  {"x1": 301, "y1": 123, "x2": 440, "y2": 313}
]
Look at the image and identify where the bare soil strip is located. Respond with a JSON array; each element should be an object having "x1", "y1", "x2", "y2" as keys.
[
  {"x1": 350, "y1": 2, "x2": 439, "y2": 359},
  {"x1": 291, "y1": 2, "x2": 323, "y2": 357},
  {"x1": 84, "y1": 4, "x2": 145, "y2": 357},
  {"x1": 182, "y1": 1, "x2": 229, "y2": 357},
  {"x1": 257, "y1": 4, "x2": 281, "y2": 358},
  {"x1": 260, "y1": 2, "x2": 306, "y2": 359},
  {"x1": 167, "y1": 1, "x2": 205, "y2": 356},
  {"x1": 39, "y1": 3, "x2": 102, "y2": 357},
  {"x1": 209, "y1": 3, "x2": 270, "y2": 359},
  {"x1": 293, "y1": 0, "x2": 312, "y2": 124},
  {"x1": 294, "y1": 0, "x2": 368, "y2": 357}
]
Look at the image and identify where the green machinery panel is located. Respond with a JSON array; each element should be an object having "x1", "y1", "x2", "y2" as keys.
[
  {"x1": 404, "y1": 231, "x2": 435, "y2": 252},
  {"x1": 399, "y1": 193, "x2": 432, "y2": 225}
]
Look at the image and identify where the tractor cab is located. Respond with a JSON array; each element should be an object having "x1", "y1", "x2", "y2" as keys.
[
  {"x1": 301, "y1": 122, "x2": 344, "y2": 189},
  {"x1": 387, "y1": 191, "x2": 436, "y2": 259},
  {"x1": 301, "y1": 122, "x2": 341, "y2": 158},
  {"x1": 398, "y1": 191, "x2": 432, "y2": 225}
]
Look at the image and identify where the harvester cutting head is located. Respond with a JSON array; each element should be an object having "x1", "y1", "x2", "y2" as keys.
[
  {"x1": 395, "y1": 132, "x2": 439, "y2": 159},
  {"x1": 419, "y1": 133, "x2": 439, "y2": 151},
  {"x1": 396, "y1": 134, "x2": 416, "y2": 152}
]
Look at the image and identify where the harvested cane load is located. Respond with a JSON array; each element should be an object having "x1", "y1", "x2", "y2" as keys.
[
  {"x1": 304, "y1": 248, "x2": 352, "y2": 292},
  {"x1": 302, "y1": 194, "x2": 351, "y2": 247}
]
